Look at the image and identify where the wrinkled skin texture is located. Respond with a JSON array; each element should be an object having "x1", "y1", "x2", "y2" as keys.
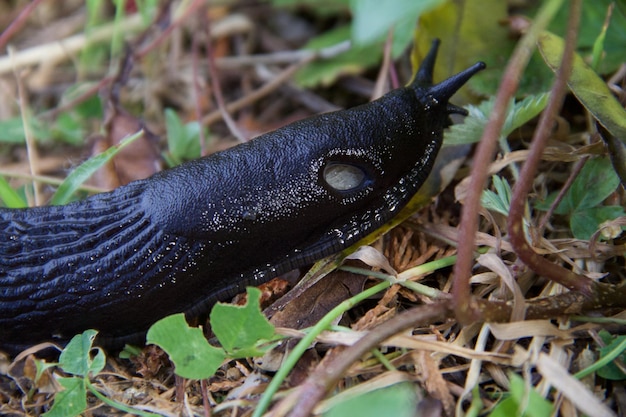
[{"x1": 0, "y1": 42, "x2": 484, "y2": 353}]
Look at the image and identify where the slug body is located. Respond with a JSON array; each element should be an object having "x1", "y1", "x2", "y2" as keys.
[{"x1": 0, "y1": 42, "x2": 484, "y2": 353}]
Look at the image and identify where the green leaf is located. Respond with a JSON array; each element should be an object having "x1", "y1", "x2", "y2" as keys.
[
  {"x1": 536, "y1": 158, "x2": 623, "y2": 240},
  {"x1": 34, "y1": 358, "x2": 59, "y2": 383},
  {"x1": 503, "y1": 93, "x2": 550, "y2": 134},
  {"x1": 537, "y1": 29, "x2": 626, "y2": 185},
  {"x1": 570, "y1": 205, "x2": 625, "y2": 240},
  {"x1": 146, "y1": 313, "x2": 226, "y2": 380},
  {"x1": 558, "y1": 157, "x2": 620, "y2": 214},
  {"x1": 414, "y1": 0, "x2": 520, "y2": 96},
  {"x1": 323, "y1": 381, "x2": 418, "y2": 417},
  {"x1": 538, "y1": 29, "x2": 626, "y2": 144},
  {"x1": 350, "y1": 0, "x2": 443, "y2": 47},
  {"x1": 295, "y1": 26, "x2": 383, "y2": 88},
  {"x1": 490, "y1": 373, "x2": 553, "y2": 417},
  {"x1": 489, "y1": 396, "x2": 520, "y2": 417},
  {"x1": 0, "y1": 117, "x2": 31, "y2": 143},
  {"x1": 118, "y1": 344, "x2": 143, "y2": 359},
  {"x1": 481, "y1": 176, "x2": 512, "y2": 216},
  {"x1": 270, "y1": 0, "x2": 350, "y2": 15},
  {"x1": 63, "y1": 83, "x2": 104, "y2": 120},
  {"x1": 0, "y1": 115, "x2": 50, "y2": 144},
  {"x1": 0, "y1": 176, "x2": 27, "y2": 208},
  {"x1": 51, "y1": 113, "x2": 85, "y2": 145},
  {"x1": 42, "y1": 377, "x2": 86, "y2": 417},
  {"x1": 58, "y1": 329, "x2": 105, "y2": 378},
  {"x1": 597, "y1": 330, "x2": 626, "y2": 380},
  {"x1": 50, "y1": 130, "x2": 142, "y2": 205},
  {"x1": 444, "y1": 93, "x2": 548, "y2": 146},
  {"x1": 165, "y1": 108, "x2": 202, "y2": 162},
  {"x1": 546, "y1": 0, "x2": 626, "y2": 74},
  {"x1": 210, "y1": 287, "x2": 275, "y2": 356},
  {"x1": 443, "y1": 99, "x2": 491, "y2": 146}
]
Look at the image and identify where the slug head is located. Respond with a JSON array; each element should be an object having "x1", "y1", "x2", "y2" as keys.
[
  {"x1": 297, "y1": 40, "x2": 486, "y2": 229},
  {"x1": 148, "y1": 41, "x2": 485, "y2": 273}
]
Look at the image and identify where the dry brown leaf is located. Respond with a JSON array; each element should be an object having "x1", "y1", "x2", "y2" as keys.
[
  {"x1": 345, "y1": 245, "x2": 397, "y2": 275},
  {"x1": 269, "y1": 267, "x2": 368, "y2": 329},
  {"x1": 489, "y1": 320, "x2": 573, "y2": 340},
  {"x1": 415, "y1": 350, "x2": 455, "y2": 416},
  {"x1": 477, "y1": 253, "x2": 525, "y2": 321},
  {"x1": 90, "y1": 102, "x2": 161, "y2": 189}
]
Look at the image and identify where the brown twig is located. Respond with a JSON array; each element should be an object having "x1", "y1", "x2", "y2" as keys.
[{"x1": 507, "y1": 0, "x2": 597, "y2": 296}]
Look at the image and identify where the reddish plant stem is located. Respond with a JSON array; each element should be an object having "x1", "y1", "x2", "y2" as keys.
[
  {"x1": 202, "y1": 7, "x2": 246, "y2": 142},
  {"x1": 283, "y1": 302, "x2": 452, "y2": 417},
  {"x1": 507, "y1": 0, "x2": 597, "y2": 296},
  {"x1": 452, "y1": 48, "x2": 529, "y2": 319},
  {"x1": 136, "y1": 0, "x2": 202, "y2": 59},
  {"x1": 0, "y1": 0, "x2": 46, "y2": 51},
  {"x1": 39, "y1": 76, "x2": 115, "y2": 121},
  {"x1": 452, "y1": 0, "x2": 568, "y2": 322},
  {"x1": 201, "y1": 379, "x2": 212, "y2": 417},
  {"x1": 285, "y1": 283, "x2": 626, "y2": 414},
  {"x1": 535, "y1": 155, "x2": 588, "y2": 238},
  {"x1": 42, "y1": 2, "x2": 175, "y2": 121},
  {"x1": 281, "y1": 280, "x2": 626, "y2": 417},
  {"x1": 191, "y1": 35, "x2": 209, "y2": 155}
]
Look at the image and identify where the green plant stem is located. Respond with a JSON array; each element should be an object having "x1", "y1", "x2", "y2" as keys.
[
  {"x1": 85, "y1": 379, "x2": 160, "y2": 417},
  {"x1": 110, "y1": 0, "x2": 127, "y2": 65},
  {"x1": 340, "y1": 253, "x2": 458, "y2": 300},
  {"x1": 465, "y1": 385, "x2": 484, "y2": 417},
  {"x1": 574, "y1": 337, "x2": 626, "y2": 380},
  {"x1": 370, "y1": 349, "x2": 397, "y2": 372},
  {"x1": 338, "y1": 265, "x2": 395, "y2": 281},
  {"x1": 570, "y1": 316, "x2": 626, "y2": 326},
  {"x1": 339, "y1": 264, "x2": 443, "y2": 298},
  {"x1": 252, "y1": 280, "x2": 392, "y2": 417},
  {"x1": 397, "y1": 254, "x2": 457, "y2": 280}
]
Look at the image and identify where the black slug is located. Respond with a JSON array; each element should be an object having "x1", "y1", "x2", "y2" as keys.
[{"x1": 0, "y1": 41, "x2": 484, "y2": 353}]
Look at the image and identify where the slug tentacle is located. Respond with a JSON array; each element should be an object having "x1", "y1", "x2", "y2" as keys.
[
  {"x1": 425, "y1": 61, "x2": 486, "y2": 105},
  {"x1": 0, "y1": 40, "x2": 484, "y2": 353}
]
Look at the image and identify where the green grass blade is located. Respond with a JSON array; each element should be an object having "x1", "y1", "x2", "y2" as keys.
[
  {"x1": 50, "y1": 130, "x2": 142, "y2": 206},
  {"x1": 0, "y1": 175, "x2": 27, "y2": 208}
]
